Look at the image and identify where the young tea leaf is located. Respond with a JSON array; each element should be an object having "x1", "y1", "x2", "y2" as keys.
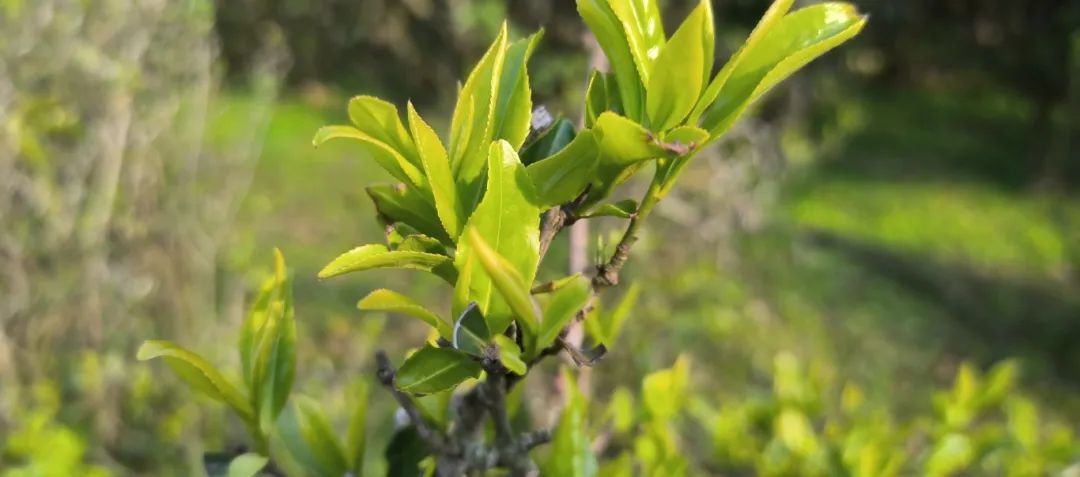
[
  {"x1": 396, "y1": 346, "x2": 482, "y2": 395},
  {"x1": 137, "y1": 340, "x2": 254, "y2": 423},
  {"x1": 293, "y1": 397, "x2": 349, "y2": 477},
  {"x1": 520, "y1": 118, "x2": 576, "y2": 165},
  {"x1": 609, "y1": 0, "x2": 665, "y2": 87},
  {"x1": 452, "y1": 302, "x2": 491, "y2": 357},
  {"x1": 407, "y1": 103, "x2": 464, "y2": 240},
  {"x1": 465, "y1": 227, "x2": 540, "y2": 357},
  {"x1": 646, "y1": 0, "x2": 713, "y2": 131},
  {"x1": 318, "y1": 244, "x2": 455, "y2": 284},
  {"x1": 525, "y1": 130, "x2": 601, "y2": 208},
  {"x1": 312, "y1": 125, "x2": 426, "y2": 190},
  {"x1": 578, "y1": 0, "x2": 644, "y2": 121},
  {"x1": 494, "y1": 334, "x2": 527, "y2": 375},
  {"x1": 492, "y1": 31, "x2": 543, "y2": 150},
  {"x1": 226, "y1": 453, "x2": 268, "y2": 477},
  {"x1": 348, "y1": 95, "x2": 421, "y2": 169},
  {"x1": 543, "y1": 369, "x2": 598, "y2": 477},
  {"x1": 358, "y1": 289, "x2": 453, "y2": 338},
  {"x1": 537, "y1": 275, "x2": 591, "y2": 353},
  {"x1": 346, "y1": 381, "x2": 369, "y2": 477},
  {"x1": 367, "y1": 184, "x2": 451, "y2": 244}
]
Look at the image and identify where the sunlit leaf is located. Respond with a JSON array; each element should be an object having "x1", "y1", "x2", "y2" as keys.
[
  {"x1": 581, "y1": 199, "x2": 638, "y2": 219},
  {"x1": 318, "y1": 244, "x2": 455, "y2": 284},
  {"x1": 137, "y1": 340, "x2": 253, "y2": 423},
  {"x1": 610, "y1": 0, "x2": 665, "y2": 86},
  {"x1": 593, "y1": 282, "x2": 639, "y2": 346},
  {"x1": 358, "y1": 289, "x2": 452, "y2": 338},
  {"x1": 526, "y1": 130, "x2": 601, "y2": 208},
  {"x1": 396, "y1": 346, "x2": 482, "y2": 395},
  {"x1": 465, "y1": 227, "x2": 540, "y2": 357},
  {"x1": 493, "y1": 31, "x2": 543, "y2": 150},
  {"x1": 578, "y1": 0, "x2": 644, "y2": 121},
  {"x1": 450, "y1": 23, "x2": 509, "y2": 205},
  {"x1": 294, "y1": 397, "x2": 349, "y2": 477},
  {"x1": 642, "y1": 355, "x2": 690, "y2": 420},
  {"x1": 537, "y1": 275, "x2": 591, "y2": 353},
  {"x1": 453, "y1": 302, "x2": 490, "y2": 356},
  {"x1": 313, "y1": 125, "x2": 426, "y2": 189},
  {"x1": 646, "y1": 0, "x2": 713, "y2": 131},
  {"x1": 408, "y1": 103, "x2": 465, "y2": 240},
  {"x1": 594, "y1": 112, "x2": 664, "y2": 165},
  {"x1": 348, "y1": 95, "x2": 421, "y2": 169},
  {"x1": 249, "y1": 249, "x2": 296, "y2": 435},
  {"x1": 226, "y1": 453, "x2": 268, "y2": 477},
  {"x1": 454, "y1": 141, "x2": 542, "y2": 336},
  {"x1": 699, "y1": 2, "x2": 866, "y2": 138}
]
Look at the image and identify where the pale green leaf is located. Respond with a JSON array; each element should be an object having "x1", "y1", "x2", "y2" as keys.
[
  {"x1": 346, "y1": 381, "x2": 369, "y2": 476},
  {"x1": 318, "y1": 244, "x2": 455, "y2": 283},
  {"x1": 642, "y1": 355, "x2": 690, "y2": 420},
  {"x1": 526, "y1": 130, "x2": 601, "y2": 208},
  {"x1": 610, "y1": 0, "x2": 665, "y2": 86},
  {"x1": 599, "y1": 282, "x2": 639, "y2": 346},
  {"x1": 454, "y1": 141, "x2": 542, "y2": 336},
  {"x1": 543, "y1": 369, "x2": 597, "y2": 477},
  {"x1": 581, "y1": 199, "x2": 638, "y2": 219},
  {"x1": 493, "y1": 31, "x2": 543, "y2": 150},
  {"x1": 578, "y1": 0, "x2": 644, "y2": 121},
  {"x1": 450, "y1": 23, "x2": 509, "y2": 202},
  {"x1": 294, "y1": 397, "x2": 349, "y2": 477},
  {"x1": 407, "y1": 102, "x2": 464, "y2": 240},
  {"x1": 249, "y1": 249, "x2": 296, "y2": 435},
  {"x1": 594, "y1": 112, "x2": 664, "y2": 165},
  {"x1": 646, "y1": 0, "x2": 713, "y2": 131},
  {"x1": 312, "y1": 125, "x2": 426, "y2": 189},
  {"x1": 494, "y1": 335, "x2": 527, "y2": 375},
  {"x1": 358, "y1": 289, "x2": 452, "y2": 338},
  {"x1": 227, "y1": 453, "x2": 268, "y2": 477},
  {"x1": 137, "y1": 340, "x2": 253, "y2": 423},
  {"x1": 396, "y1": 346, "x2": 482, "y2": 395},
  {"x1": 584, "y1": 71, "x2": 608, "y2": 128},
  {"x1": 700, "y1": 3, "x2": 866, "y2": 138},
  {"x1": 465, "y1": 227, "x2": 540, "y2": 357},
  {"x1": 348, "y1": 95, "x2": 421, "y2": 169},
  {"x1": 537, "y1": 275, "x2": 591, "y2": 353}
]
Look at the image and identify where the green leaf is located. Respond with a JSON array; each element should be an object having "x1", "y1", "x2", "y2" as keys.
[
  {"x1": 465, "y1": 227, "x2": 540, "y2": 357},
  {"x1": 531, "y1": 273, "x2": 586, "y2": 294},
  {"x1": 239, "y1": 274, "x2": 275, "y2": 391},
  {"x1": 689, "y1": 0, "x2": 793, "y2": 125},
  {"x1": 226, "y1": 453, "x2": 268, "y2": 477},
  {"x1": 452, "y1": 302, "x2": 490, "y2": 357},
  {"x1": 544, "y1": 369, "x2": 597, "y2": 477},
  {"x1": 396, "y1": 346, "x2": 482, "y2": 395},
  {"x1": 699, "y1": 2, "x2": 866, "y2": 138},
  {"x1": 348, "y1": 95, "x2": 421, "y2": 169},
  {"x1": 642, "y1": 355, "x2": 690, "y2": 420},
  {"x1": 249, "y1": 249, "x2": 297, "y2": 435},
  {"x1": 318, "y1": 244, "x2": 455, "y2": 284},
  {"x1": 454, "y1": 141, "x2": 542, "y2": 336},
  {"x1": 313, "y1": 125, "x2": 426, "y2": 189},
  {"x1": 494, "y1": 335, "x2": 527, "y2": 375},
  {"x1": 493, "y1": 31, "x2": 543, "y2": 150},
  {"x1": 521, "y1": 118, "x2": 576, "y2": 165},
  {"x1": 407, "y1": 103, "x2": 465, "y2": 240},
  {"x1": 609, "y1": 0, "x2": 665, "y2": 86},
  {"x1": 367, "y1": 184, "x2": 452, "y2": 244},
  {"x1": 646, "y1": 0, "x2": 713, "y2": 131},
  {"x1": 578, "y1": 0, "x2": 644, "y2": 120},
  {"x1": 395, "y1": 234, "x2": 447, "y2": 254},
  {"x1": 346, "y1": 381, "x2": 369, "y2": 476},
  {"x1": 358, "y1": 289, "x2": 452, "y2": 338},
  {"x1": 581, "y1": 199, "x2": 638, "y2": 219},
  {"x1": 594, "y1": 112, "x2": 664, "y2": 165},
  {"x1": 293, "y1": 397, "x2": 349, "y2": 477},
  {"x1": 584, "y1": 72, "x2": 609, "y2": 128},
  {"x1": 526, "y1": 130, "x2": 601, "y2": 208},
  {"x1": 590, "y1": 282, "x2": 639, "y2": 345},
  {"x1": 137, "y1": 340, "x2": 253, "y2": 423},
  {"x1": 385, "y1": 426, "x2": 429, "y2": 477},
  {"x1": 537, "y1": 275, "x2": 591, "y2": 353},
  {"x1": 450, "y1": 23, "x2": 509, "y2": 203}
]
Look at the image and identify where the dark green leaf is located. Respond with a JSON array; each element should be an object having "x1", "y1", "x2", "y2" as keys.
[
  {"x1": 453, "y1": 302, "x2": 491, "y2": 356},
  {"x1": 396, "y1": 346, "x2": 482, "y2": 395},
  {"x1": 313, "y1": 125, "x2": 426, "y2": 189},
  {"x1": 407, "y1": 102, "x2": 464, "y2": 241},
  {"x1": 465, "y1": 227, "x2": 540, "y2": 357},
  {"x1": 521, "y1": 118, "x2": 576, "y2": 165},
  {"x1": 318, "y1": 244, "x2": 455, "y2": 284},
  {"x1": 367, "y1": 184, "x2": 451, "y2": 244},
  {"x1": 454, "y1": 141, "x2": 542, "y2": 336},
  {"x1": 646, "y1": 0, "x2": 713, "y2": 131},
  {"x1": 358, "y1": 289, "x2": 452, "y2": 338},
  {"x1": 137, "y1": 340, "x2": 254, "y2": 423},
  {"x1": 526, "y1": 130, "x2": 601, "y2": 208},
  {"x1": 537, "y1": 275, "x2": 591, "y2": 353},
  {"x1": 578, "y1": 0, "x2": 644, "y2": 121},
  {"x1": 386, "y1": 426, "x2": 428, "y2": 477}
]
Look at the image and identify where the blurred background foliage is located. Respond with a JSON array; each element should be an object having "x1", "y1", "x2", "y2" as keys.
[{"x1": 1, "y1": 0, "x2": 1078, "y2": 474}]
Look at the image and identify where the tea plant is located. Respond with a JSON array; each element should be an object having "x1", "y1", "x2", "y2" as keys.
[{"x1": 138, "y1": 0, "x2": 866, "y2": 475}]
